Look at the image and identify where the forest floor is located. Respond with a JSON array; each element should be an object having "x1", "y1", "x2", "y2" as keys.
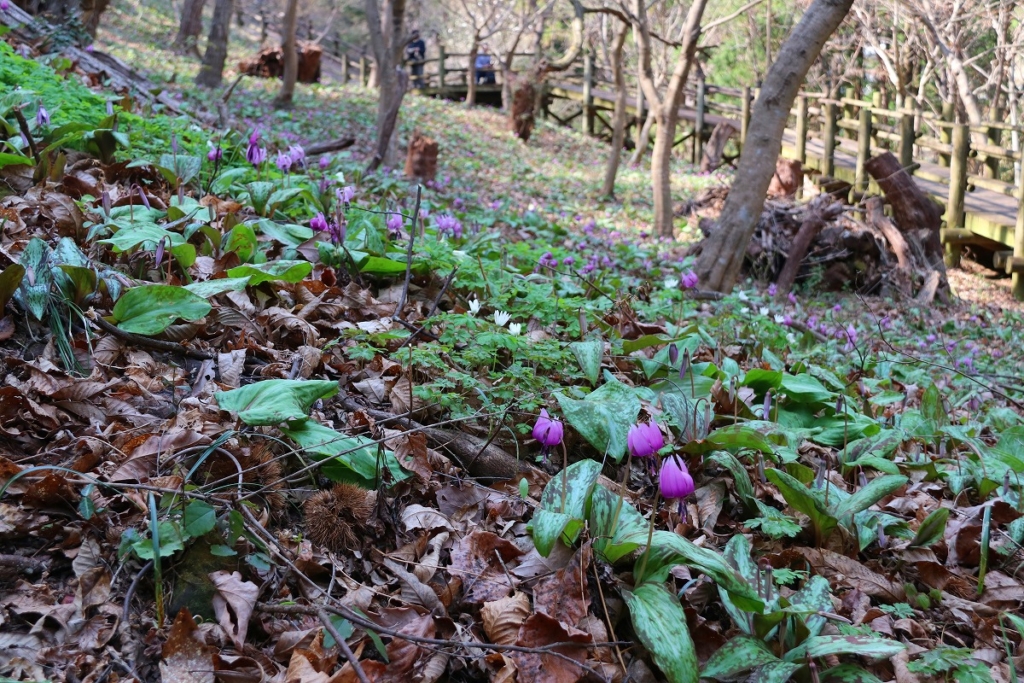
[{"x1": 1, "y1": 2, "x2": 1024, "y2": 683}]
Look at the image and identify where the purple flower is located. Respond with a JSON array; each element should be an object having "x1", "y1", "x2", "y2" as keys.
[
  {"x1": 562, "y1": 256, "x2": 575, "y2": 267},
  {"x1": 207, "y1": 147, "x2": 222, "y2": 162},
  {"x1": 767, "y1": 283, "x2": 777, "y2": 297},
  {"x1": 310, "y1": 212, "x2": 329, "y2": 233},
  {"x1": 386, "y1": 213, "x2": 403, "y2": 236},
  {"x1": 490, "y1": 200, "x2": 502, "y2": 210},
  {"x1": 832, "y1": 303, "x2": 842, "y2": 313},
  {"x1": 337, "y1": 185, "x2": 356, "y2": 204},
  {"x1": 627, "y1": 421, "x2": 664, "y2": 458},
  {"x1": 788, "y1": 291, "x2": 797, "y2": 304},
  {"x1": 328, "y1": 219, "x2": 346, "y2": 245},
  {"x1": 35, "y1": 106, "x2": 49, "y2": 126},
  {"x1": 659, "y1": 455, "x2": 695, "y2": 499},
  {"x1": 436, "y1": 214, "x2": 462, "y2": 239},
  {"x1": 926, "y1": 334, "x2": 936, "y2": 344},
  {"x1": 319, "y1": 155, "x2": 330, "y2": 169},
  {"x1": 276, "y1": 151, "x2": 293, "y2": 172},
  {"x1": 783, "y1": 314, "x2": 793, "y2": 326},
  {"x1": 0, "y1": 2, "x2": 9, "y2": 11},
  {"x1": 246, "y1": 129, "x2": 266, "y2": 166},
  {"x1": 957, "y1": 356, "x2": 975, "y2": 373},
  {"x1": 680, "y1": 270, "x2": 698, "y2": 289},
  {"x1": 532, "y1": 409, "x2": 563, "y2": 450},
  {"x1": 454, "y1": 197, "x2": 464, "y2": 210},
  {"x1": 288, "y1": 144, "x2": 305, "y2": 168},
  {"x1": 538, "y1": 252, "x2": 558, "y2": 269}
]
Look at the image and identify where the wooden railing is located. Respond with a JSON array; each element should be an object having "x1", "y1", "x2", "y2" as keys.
[{"x1": 331, "y1": 48, "x2": 1024, "y2": 299}]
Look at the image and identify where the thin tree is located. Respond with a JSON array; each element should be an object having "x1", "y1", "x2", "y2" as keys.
[
  {"x1": 365, "y1": 0, "x2": 408, "y2": 170},
  {"x1": 274, "y1": 0, "x2": 300, "y2": 108},
  {"x1": 601, "y1": 20, "x2": 629, "y2": 198},
  {"x1": 632, "y1": 0, "x2": 709, "y2": 237},
  {"x1": 195, "y1": 0, "x2": 234, "y2": 88},
  {"x1": 458, "y1": 0, "x2": 514, "y2": 107},
  {"x1": 174, "y1": 0, "x2": 207, "y2": 55},
  {"x1": 695, "y1": 0, "x2": 856, "y2": 292}
]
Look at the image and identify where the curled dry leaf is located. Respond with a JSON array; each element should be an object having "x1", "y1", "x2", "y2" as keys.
[
  {"x1": 481, "y1": 592, "x2": 531, "y2": 646},
  {"x1": 209, "y1": 570, "x2": 260, "y2": 650},
  {"x1": 159, "y1": 608, "x2": 216, "y2": 683},
  {"x1": 509, "y1": 612, "x2": 593, "y2": 683},
  {"x1": 798, "y1": 547, "x2": 906, "y2": 602},
  {"x1": 533, "y1": 543, "x2": 591, "y2": 631}
]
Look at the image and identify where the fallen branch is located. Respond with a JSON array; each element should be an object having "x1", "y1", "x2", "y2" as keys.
[
  {"x1": 305, "y1": 137, "x2": 356, "y2": 157},
  {"x1": 88, "y1": 311, "x2": 215, "y2": 360},
  {"x1": 340, "y1": 396, "x2": 524, "y2": 480},
  {"x1": 0, "y1": 553, "x2": 48, "y2": 574},
  {"x1": 775, "y1": 198, "x2": 843, "y2": 300},
  {"x1": 257, "y1": 601, "x2": 625, "y2": 679},
  {"x1": 317, "y1": 607, "x2": 372, "y2": 683}
]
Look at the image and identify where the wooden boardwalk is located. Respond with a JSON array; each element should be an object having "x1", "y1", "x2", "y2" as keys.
[{"x1": 336, "y1": 49, "x2": 1024, "y2": 297}]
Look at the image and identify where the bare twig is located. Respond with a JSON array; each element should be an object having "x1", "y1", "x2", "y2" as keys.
[
  {"x1": 88, "y1": 310, "x2": 215, "y2": 360},
  {"x1": 395, "y1": 185, "x2": 422, "y2": 318},
  {"x1": 316, "y1": 607, "x2": 372, "y2": 683}
]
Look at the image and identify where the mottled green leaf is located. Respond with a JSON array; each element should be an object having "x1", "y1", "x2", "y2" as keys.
[
  {"x1": 623, "y1": 583, "x2": 698, "y2": 683},
  {"x1": 589, "y1": 483, "x2": 648, "y2": 563},
  {"x1": 910, "y1": 507, "x2": 950, "y2": 548},
  {"x1": 766, "y1": 468, "x2": 837, "y2": 541},
  {"x1": 701, "y1": 635, "x2": 785, "y2": 680},
  {"x1": 784, "y1": 634, "x2": 905, "y2": 662},
  {"x1": 530, "y1": 459, "x2": 603, "y2": 556},
  {"x1": 569, "y1": 340, "x2": 603, "y2": 386},
  {"x1": 280, "y1": 419, "x2": 408, "y2": 488},
  {"x1": 555, "y1": 375, "x2": 639, "y2": 461},
  {"x1": 832, "y1": 475, "x2": 908, "y2": 522}
]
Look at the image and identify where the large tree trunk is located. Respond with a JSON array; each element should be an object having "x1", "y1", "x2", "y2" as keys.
[
  {"x1": 634, "y1": 0, "x2": 707, "y2": 237},
  {"x1": 195, "y1": 0, "x2": 234, "y2": 88},
  {"x1": 695, "y1": 0, "x2": 855, "y2": 292},
  {"x1": 174, "y1": 0, "x2": 207, "y2": 55},
  {"x1": 274, "y1": 0, "x2": 299, "y2": 108},
  {"x1": 600, "y1": 21, "x2": 629, "y2": 199}
]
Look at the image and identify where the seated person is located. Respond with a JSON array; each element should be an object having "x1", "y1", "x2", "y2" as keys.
[{"x1": 475, "y1": 46, "x2": 496, "y2": 85}]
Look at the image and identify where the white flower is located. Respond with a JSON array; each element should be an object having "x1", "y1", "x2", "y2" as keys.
[
  {"x1": 740, "y1": 307, "x2": 750, "y2": 314},
  {"x1": 738, "y1": 291, "x2": 749, "y2": 301},
  {"x1": 468, "y1": 298, "x2": 481, "y2": 316},
  {"x1": 774, "y1": 314, "x2": 786, "y2": 324},
  {"x1": 508, "y1": 322, "x2": 522, "y2": 336},
  {"x1": 493, "y1": 310, "x2": 511, "y2": 327},
  {"x1": 663, "y1": 277, "x2": 678, "y2": 290},
  {"x1": 759, "y1": 307, "x2": 770, "y2": 316}
]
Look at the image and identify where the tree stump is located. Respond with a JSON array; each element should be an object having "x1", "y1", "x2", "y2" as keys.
[
  {"x1": 239, "y1": 41, "x2": 321, "y2": 83},
  {"x1": 404, "y1": 131, "x2": 438, "y2": 181}
]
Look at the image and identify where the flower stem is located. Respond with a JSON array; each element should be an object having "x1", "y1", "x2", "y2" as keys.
[{"x1": 635, "y1": 485, "x2": 661, "y2": 584}]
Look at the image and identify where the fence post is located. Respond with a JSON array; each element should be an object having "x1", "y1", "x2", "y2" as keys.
[
  {"x1": 582, "y1": 50, "x2": 594, "y2": 135},
  {"x1": 693, "y1": 78, "x2": 706, "y2": 165},
  {"x1": 795, "y1": 95, "x2": 808, "y2": 163},
  {"x1": 938, "y1": 101, "x2": 954, "y2": 167},
  {"x1": 899, "y1": 103, "x2": 915, "y2": 171},
  {"x1": 359, "y1": 56, "x2": 368, "y2": 86},
  {"x1": 1013, "y1": 178, "x2": 1024, "y2": 300},
  {"x1": 438, "y1": 45, "x2": 446, "y2": 88},
  {"x1": 855, "y1": 105, "x2": 872, "y2": 194},
  {"x1": 944, "y1": 123, "x2": 970, "y2": 267},
  {"x1": 341, "y1": 54, "x2": 349, "y2": 85},
  {"x1": 740, "y1": 86, "x2": 751, "y2": 149},
  {"x1": 843, "y1": 86, "x2": 856, "y2": 139},
  {"x1": 822, "y1": 101, "x2": 837, "y2": 178},
  {"x1": 984, "y1": 109, "x2": 1002, "y2": 179},
  {"x1": 870, "y1": 91, "x2": 883, "y2": 148}
]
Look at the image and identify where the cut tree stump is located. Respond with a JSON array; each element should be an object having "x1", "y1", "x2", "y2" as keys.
[
  {"x1": 239, "y1": 41, "x2": 322, "y2": 83},
  {"x1": 404, "y1": 131, "x2": 438, "y2": 181},
  {"x1": 768, "y1": 157, "x2": 803, "y2": 199}
]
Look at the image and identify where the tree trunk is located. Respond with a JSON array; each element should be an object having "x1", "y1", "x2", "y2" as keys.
[
  {"x1": 600, "y1": 21, "x2": 629, "y2": 199},
  {"x1": 365, "y1": 0, "x2": 407, "y2": 170},
  {"x1": 633, "y1": 0, "x2": 707, "y2": 237},
  {"x1": 508, "y1": 0, "x2": 585, "y2": 141},
  {"x1": 195, "y1": 0, "x2": 233, "y2": 89},
  {"x1": 628, "y1": 108, "x2": 654, "y2": 165},
  {"x1": 695, "y1": 0, "x2": 855, "y2": 292},
  {"x1": 174, "y1": 0, "x2": 207, "y2": 55},
  {"x1": 466, "y1": 39, "x2": 479, "y2": 107},
  {"x1": 274, "y1": 0, "x2": 299, "y2": 108}
]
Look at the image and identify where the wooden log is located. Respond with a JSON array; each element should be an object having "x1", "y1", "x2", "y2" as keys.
[
  {"x1": 774, "y1": 198, "x2": 843, "y2": 299},
  {"x1": 945, "y1": 123, "x2": 970, "y2": 266},
  {"x1": 865, "y1": 197, "x2": 912, "y2": 297},
  {"x1": 915, "y1": 270, "x2": 941, "y2": 304},
  {"x1": 305, "y1": 137, "x2": 355, "y2": 156},
  {"x1": 700, "y1": 121, "x2": 737, "y2": 173},
  {"x1": 864, "y1": 152, "x2": 942, "y2": 238}
]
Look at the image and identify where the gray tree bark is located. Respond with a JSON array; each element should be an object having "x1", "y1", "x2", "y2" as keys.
[
  {"x1": 365, "y1": 0, "x2": 407, "y2": 170},
  {"x1": 601, "y1": 21, "x2": 629, "y2": 198},
  {"x1": 274, "y1": 0, "x2": 300, "y2": 108},
  {"x1": 695, "y1": 0, "x2": 855, "y2": 292},
  {"x1": 195, "y1": 0, "x2": 234, "y2": 88},
  {"x1": 174, "y1": 0, "x2": 207, "y2": 55},
  {"x1": 633, "y1": 0, "x2": 708, "y2": 237}
]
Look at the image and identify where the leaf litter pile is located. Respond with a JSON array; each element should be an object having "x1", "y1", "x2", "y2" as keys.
[{"x1": 3, "y1": 17, "x2": 1024, "y2": 683}]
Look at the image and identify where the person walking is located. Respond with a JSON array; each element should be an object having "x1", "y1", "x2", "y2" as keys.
[{"x1": 406, "y1": 29, "x2": 426, "y2": 88}]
